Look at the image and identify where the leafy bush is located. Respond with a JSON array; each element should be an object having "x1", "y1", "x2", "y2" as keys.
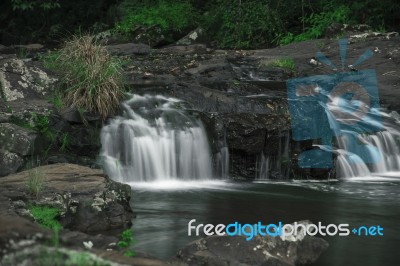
[
  {"x1": 115, "y1": 1, "x2": 196, "y2": 39},
  {"x1": 276, "y1": 5, "x2": 352, "y2": 46},
  {"x1": 117, "y1": 229, "x2": 135, "y2": 257},
  {"x1": 204, "y1": 0, "x2": 284, "y2": 49},
  {"x1": 43, "y1": 35, "x2": 124, "y2": 119},
  {"x1": 29, "y1": 205, "x2": 62, "y2": 230}
]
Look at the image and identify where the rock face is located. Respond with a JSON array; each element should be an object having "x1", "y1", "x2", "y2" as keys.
[
  {"x1": 0, "y1": 164, "x2": 134, "y2": 233},
  {"x1": 0, "y1": 55, "x2": 57, "y2": 101},
  {"x1": 173, "y1": 221, "x2": 329, "y2": 266},
  {"x1": 0, "y1": 164, "x2": 166, "y2": 265}
]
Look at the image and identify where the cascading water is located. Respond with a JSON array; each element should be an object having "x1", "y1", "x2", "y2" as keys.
[
  {"x1": 100, "y1": 94, "x2": 214, "y2": 183},
  {"x1": 321, "y1": 90, "x2": 400, "y2": 178}
]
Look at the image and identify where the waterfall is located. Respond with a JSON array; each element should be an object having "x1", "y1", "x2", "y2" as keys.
[
  {"x1": 100, "y1": 94, "x2": 213, "y2": 183},
  {"x1": 322, "y1": 91, "x2": 400, "y2": 178}
]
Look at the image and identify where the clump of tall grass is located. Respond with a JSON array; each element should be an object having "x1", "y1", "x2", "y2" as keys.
[
  {"x1": 27, "y1": 168, "x2": 45, "y2": 199},
  {"x1": 44, "y1": 35, "x2": 124, "y2": 119}
]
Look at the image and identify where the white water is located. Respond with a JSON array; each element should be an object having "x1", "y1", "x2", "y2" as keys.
[
  {"x1": 101, "y1": 94, "x2": 214, "y2": 182},
  {"x1": 324, "y1": 91, "x2": 400, "y2": 178}
]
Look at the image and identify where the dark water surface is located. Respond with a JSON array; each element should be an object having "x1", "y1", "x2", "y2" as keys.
[{"x1": 130, "y1": 177, "x2": 400, "y2": 266}]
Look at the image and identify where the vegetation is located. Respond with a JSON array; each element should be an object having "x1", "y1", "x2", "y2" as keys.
[
  {"x1": 268, "y1": 58, "x2": 296, "y2": 72},
  {"x1": 115, "y1": 1, "x2": 196, "y2": 41},
  {"x1": 1, "y1": 0, "x2": 400, "y2": 49},
  {"x1": 43, "y1": 35, "x2": 125, "y2": 119},
  {"x1": 27, "y1": 168, "x2": 45, "y2": 198},
  {"x1": 28, "y1": 205, "x2": 62, "y2": 230},
  {"x1": 117, "y1": 229, "x2": 135, "y2": 257}
]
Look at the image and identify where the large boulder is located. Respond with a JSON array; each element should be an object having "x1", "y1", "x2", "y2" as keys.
[
  {"x1": 0, "y1": 55, "x2": 57, "y2": 102},
  {"x1": 0, "y1": 123, "x2": 47, "y2": 176},
  {"x1": 0, "y1": 164, "x2": 134, "y2": 233},
  {"x1": 173, "y1": 221, "x2": 329, "y2": 266}
]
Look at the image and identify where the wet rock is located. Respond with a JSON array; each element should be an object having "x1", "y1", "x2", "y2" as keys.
[{"x1": 174, "y1": 221, "x2": 328, "y2": 266}]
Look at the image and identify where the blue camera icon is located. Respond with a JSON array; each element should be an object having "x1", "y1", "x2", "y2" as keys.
[{"x1": 287, "y1": 69, "x2": 382, "y2": 168}]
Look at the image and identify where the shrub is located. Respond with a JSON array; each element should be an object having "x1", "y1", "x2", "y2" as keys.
[
  {"x1": 115, "y1": 1, "x2": 196, "y2": 40},
  {"x1": 204, "y1": 0, "x2": 284, "y2": 49},
  {"x1": 43, "y1": 35, "x2": 124, "y2": 119},
  {"x1": 276, "y1": 5, "x2": 352, "y2": 46}
]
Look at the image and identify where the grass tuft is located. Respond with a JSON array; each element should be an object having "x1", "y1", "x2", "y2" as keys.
[
  {"x1": 43, "y1": 35, "x2": 124, "y2": 119},
  {"x1": 269, "y1": 58, "x2": 296, "y2": 72},
  {"x1": 27, "y1": 168, "x2": 45, "y2": 199}
]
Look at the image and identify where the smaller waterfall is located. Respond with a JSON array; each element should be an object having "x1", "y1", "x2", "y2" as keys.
[
  {"x1": 101, "y1": 94, "x2": 213, "y2": 183},
  {"x1": 321, "y1": 89, "x2": 400, "y2": 178},
  {"x1": 256, "y1": 132, "x2": 290, "y2": 180}
]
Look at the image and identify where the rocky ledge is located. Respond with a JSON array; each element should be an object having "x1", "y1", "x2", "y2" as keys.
[{"x1": 0, "y1": 163, "x2": 167, "y2": 265}]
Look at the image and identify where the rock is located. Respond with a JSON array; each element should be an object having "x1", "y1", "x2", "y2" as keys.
[
  {"x1": 0, "y1": 45, "x2": 15, "y2": 54},
  {"x1": 0, "y1": 123, "x2": 45, "y2": 156},
  {"x1": 0, "y1": 245, "x2": 125, "y2": 266},
  {"x1": 0, "y1": 164, "x2": 134, "y2": 233},
  {"x1": 0, "y1": 123, "x2": 48, "y2": 176},
  {"x1": 106, "y1": 43, "x2": 151, "y2": 56},
  {"x1": 176, "y1": 27, "x2": 206, "y2": 46},
  {"x1": 174, "y1": 221, "x2": 329, "y2": 266},
  {"x1": 325, "y1": 23, "x2": 371, "y2": 38},
  {"x1": 0, "y1": 55, "x2": 57, "y2": 101},
  {"x1": 0, "y1": 150, "x2": 24, "y2": 176}
]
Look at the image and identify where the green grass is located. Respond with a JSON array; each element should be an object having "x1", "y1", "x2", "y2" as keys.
[
  {"x1": 269, "y1": 58, "x2": 296, "y2": 72},
  {"x1": 59, "y1": 133, "x2": 69, "y2": 152},
  {"x1": 27, "y1": 168, "x2": 45, "y2": 198},
  {"x1": 28, "y1": 205, "x2": 62, "y2": 230},
  {"x1": 42, "y1": 35, "x2": 124, "y2": 119}
]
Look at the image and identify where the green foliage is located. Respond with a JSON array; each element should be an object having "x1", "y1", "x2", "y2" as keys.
[
  {"x1": 115, "y1": 1, "x2": 196, "y2": 39},
  {"x1": 31, "y1": 111, "x2": 54, "y2": 141},
  {"x1": 204, "y1": 0, "x2": 283, "y2": 49},
  {"x1": 59, "y1": 133, "x2": 69, "y2": 152},
  {"x1": 28, "y1": 205, "x2": 62, "y2": 230},
  {"x1": 117, "y1": 229, "x2": 135, "y2": 257},
  {"x1": 42, "y1": 35, "x2": 124, "y2": 119},
  {"x1": 27, "y1": 168, "x2": 45, "y2": 198},
  {"x1": 49, "y1": 93, "x2": 63, "y2": 110},
  {"x1": 268, "y1": 58, "x2": 296, "y2": 72},
  {"x1": 277, "y1": 5, "x2": 351, "y2": 46},
  {"x1": 15, "y1": 47, "x2": 28, "y2": 59}
]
